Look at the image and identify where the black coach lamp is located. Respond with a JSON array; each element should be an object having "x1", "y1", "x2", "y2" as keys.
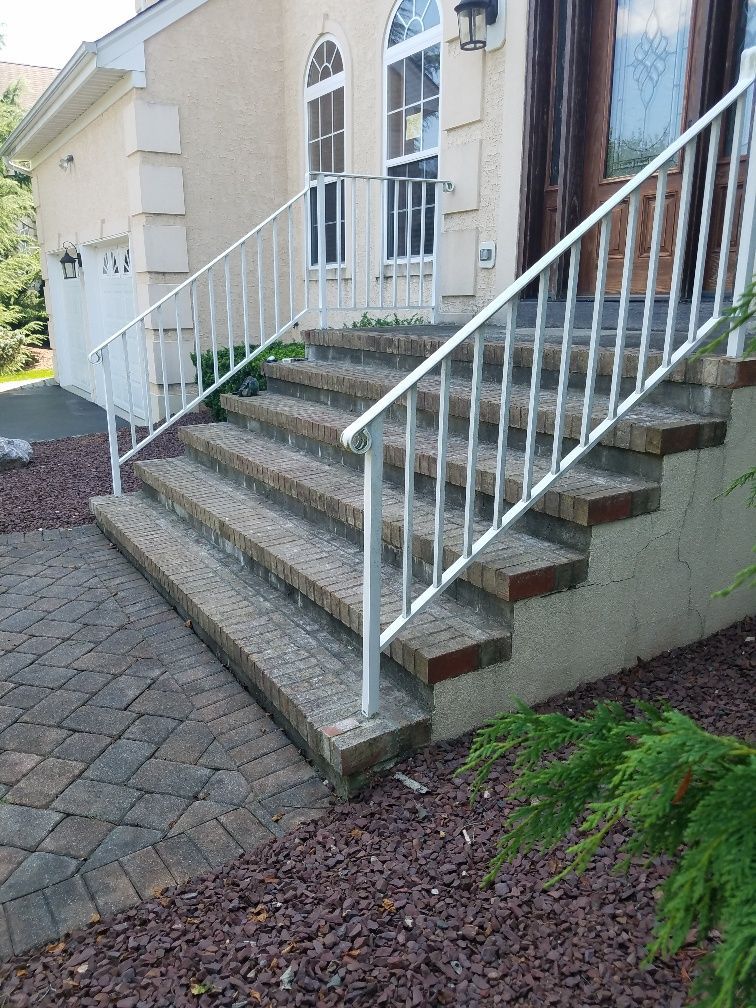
[
  {"x1": 454, "y1": 0, "x2": 499, "y2": 51},
  {"x1": 60, "y1": 242, "x2": 82, "y2": 280}
]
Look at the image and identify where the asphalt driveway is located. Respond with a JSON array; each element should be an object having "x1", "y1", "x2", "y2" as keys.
[{"x1": 0, "y1": 385, "x2": 126, "y2": 442}]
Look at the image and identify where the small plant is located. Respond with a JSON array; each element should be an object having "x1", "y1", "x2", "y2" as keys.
[
  {"x1": 349, "y1": 312, "x2": 427, "y2": 328},
  {"x1": 459, "y1": 702, "x2": 756, "y2": 1008},
  {"x1": 0, "y1": 324, "x2": 43, "y2": 376},
  {"x1": 190, "y1": 341, "x2": 305, "y2": 421}
]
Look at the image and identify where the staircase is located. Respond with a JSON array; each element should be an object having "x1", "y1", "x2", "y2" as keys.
[
  {"x1": 92, "y1": 322, "x2": 755, "y2": 793},
  {"x1": 90, "y1": 52, "x2": 756, "y2": 794}
]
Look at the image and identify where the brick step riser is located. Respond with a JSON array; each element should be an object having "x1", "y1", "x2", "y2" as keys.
[
  {"x1": 265, "y1": 376, "x2": 666, "y2": 482},
  {"x1": 137, "y1": 476, "x2": 499, "y2": 692},
  {"x1": 94, "y1": 507, "x2": 429, "y2": 796},
  {"x1": 305, "y1": 343, "x2": 733, "y2": 418},
  {"x1": 181, "y1": 440, "x2": 573, "y2": 616},
  {"x1": 224, "y1": 407, "x2": 597, "y2": 552}
]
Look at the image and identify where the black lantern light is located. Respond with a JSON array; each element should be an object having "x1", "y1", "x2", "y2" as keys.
[
  {"x1": 454, "y1": 0, "x2": 499, "y2": 51},
  {"x1": 60, "y1": 242, "x2": 82, "y2": 280}
]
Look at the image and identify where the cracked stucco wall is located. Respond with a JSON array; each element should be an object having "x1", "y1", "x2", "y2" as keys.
[{"x1": 434, "y1": 385, "x2": 756, "y2": 738}]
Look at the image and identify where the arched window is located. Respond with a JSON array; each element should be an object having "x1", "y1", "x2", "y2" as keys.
[
  {"x1": 384, "y1": 0, "x2": 441, "y2": 258},
  {"x1": 305, "y1": 38, "x2": 346, "y2": 265}
]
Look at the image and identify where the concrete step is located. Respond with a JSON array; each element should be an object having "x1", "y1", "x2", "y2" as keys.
[
  {"x1": 264, "y1": 359, "x2": 727, "y2": 458},
  {"x1": 222, "y1": 392, "x2": 661, "y2": 530},
  {"x1": 133, "y1": 457, "x2": 512, "y2": 686},
  {"x1": 91, "y1": 492, "x2": 431, "y2": 794},
  {"x1": 178, "y1": 422, "x2": 588, "y2": 604}
]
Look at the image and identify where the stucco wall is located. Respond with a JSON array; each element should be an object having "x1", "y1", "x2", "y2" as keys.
[{"x1": 434, "y1": 385, "x2": 756, "y2": 738}]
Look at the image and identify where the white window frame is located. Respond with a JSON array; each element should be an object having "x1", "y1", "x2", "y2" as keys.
[
  {"x1": 382, "y1": 0, "x2": 443, "y2": 264},
  {"x1": 304, "y1": 36, "x2": 347, "y2": 269}
]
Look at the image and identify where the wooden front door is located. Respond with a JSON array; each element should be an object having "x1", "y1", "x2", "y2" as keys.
[{"x1": 579, "y1": 0, "x2": 702, "y2": 294}]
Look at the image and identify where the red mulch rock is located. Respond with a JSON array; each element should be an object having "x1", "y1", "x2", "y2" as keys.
[
  {"x1": 1, "y1": 618, "x2": 753, "y2": 1007},
  {"x1": 0, "y1": 413, "x2": 210, "y2": 533}
]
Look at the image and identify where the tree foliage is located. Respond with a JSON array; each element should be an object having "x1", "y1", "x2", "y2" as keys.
[
  {"x1": 0, "y1": 79, "x2": 46, "y2": 374},
  {"x1": 459, "y1": 703, "x2": 756, "y2": 1008}
]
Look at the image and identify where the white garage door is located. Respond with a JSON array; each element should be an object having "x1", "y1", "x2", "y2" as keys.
[
  {"x1": 58, "y1": 274, "x2": 90, "y2": 393},
  {"x1": 98, "y1": 243, "x2": 146, "y2": 419}
]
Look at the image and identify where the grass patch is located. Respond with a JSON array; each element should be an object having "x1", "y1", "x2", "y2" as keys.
[{"x1": 0, "y1": 368, "x2": 54, "y2": 384}]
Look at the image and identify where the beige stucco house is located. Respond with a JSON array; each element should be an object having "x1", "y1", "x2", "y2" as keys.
[{"x1": 1, "y1": 0, "x2": 753, "y2": 416}]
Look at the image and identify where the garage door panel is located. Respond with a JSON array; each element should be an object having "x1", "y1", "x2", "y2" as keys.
[{"x1": 98, "y1": 244, "x2": 145, "y2": 418}]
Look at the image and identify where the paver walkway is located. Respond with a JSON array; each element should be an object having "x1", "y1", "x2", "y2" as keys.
[{"x1": 0, "y1": 526, "x2": 330, "y2": 959}]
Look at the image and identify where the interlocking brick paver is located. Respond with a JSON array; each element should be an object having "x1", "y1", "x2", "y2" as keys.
[
  {"x1": 6, "y1": 757, "x2": 86, "y2": 808},
  {"x1": 85, "y1": 739, "x2": 156, "y2": 784},
  {"x1": 84, "y1": 862, "x2": 140, "y2": 918},
  {"x1": 123, "y1": 792, "x2": 189, "y2": 832},
  {"x1": 45, "y1": 875, "x2": 98, "y2": 936},
  {"x1": 129, "y1": 758, "x2": 212, "y2": 799},
  {"x1": 0, "y1": 528, "x2": 322, "y2": 957},
  {"x1": 0, "y1": 853, "x2": 79, "y2": 903},
  {"x1": 52, "y1": 779, "x2": 141, "y2": 823},
  {"x1": 39, "y1": 816, "x2": 113, "y2": 859}
]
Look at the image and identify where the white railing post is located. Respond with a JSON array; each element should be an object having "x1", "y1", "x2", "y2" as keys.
[
  {"x1": 361, "y1": 416, "x2": 384, "y2": 717},
  {"x1": 431, "y1": 182, "x2": 443, "y2": 323},
  {"x1": 316, "y1": 173, "x2": 328, "y2": 329},
  {"x1": 729, "y1": 50, "x2": 756, "y2": 357},
  {"x1": 101, "y1": 348, "x2": 122, "y2": 496}
]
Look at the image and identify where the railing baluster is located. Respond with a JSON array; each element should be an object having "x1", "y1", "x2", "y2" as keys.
[
  {"x1": 609, "y1": 190, "x2": 640, "y2": 418},
  {"x1": 551, "y1": 241, "x2": 580, "y2": 473},
  {"x1": 463, "y1": 330, "x2": 484, "y2": 557},
  {"x1": 257, "y1": 231, "x2": 265, "y2": 346},
  {"x1": 224, "y1": 255, "x2": 234, "y2": 371},
  {"x1": 432, "y1": 357, "x2": 451, "y2": 586},
  {"x1": 336, "y1": 179, "x2": 343, "y2": 310},
  {"x1": 240, "y1": 241, "x2": 250, "y2": 357},
  {"x1": 663, "y1": 138, "x2": 696, "y2": 364},
  {"x1": 418, "y1": 180, "x2": 427, "y2": 308},
  {"x1": 208, "y1": 267, "x2": 219, "y2": 384},
  {"x1": 581, "y1": 216, "x2": 611, "y2": 445},
  {"x1": 379, "y1": 179, "x2": 386, "y2": 310},
  {"x1": 101, "y1": 348, "x2": 122, "y2": 496},
  {"x1": 522, "y1": 268, "x2": 549, "y2": 499},
  {"x1": 714, "y1": 97, "x2": 745, "y2": 316},
  {"x1": 405, "y1": 180, "x2": 413, "y2": 308},
  {"x1": 636, "y1": 167, "x2": 668, "y2": 393},
  {"x1": 688, "y1": 117, "x2": 722, "y2": 343},
  {"x1": 351, "y1": 179, "x2": 357, "y2": 311},
  {"x1": 493, "y1": 297, "x2": 518, "y2": 525},
  {"x1": 362, "y1": 416, "x2": 384, "y2": 718},
  {"x1": 392, "y1": 179, "x2": 399, "y2": 308},
  {"x1": 365, "y1": 178, "x2": 372, "y2": 308},
  {"x1": 303, "y1": 192, "x2": 310, "y2": 314},
  {"x1": 431, "y1": 184, "x2": 442, "y2": 324},
  {"x1": 288, "y1": 205, "x2": 295, "y2": 323},
  {"x1": 157, "y1": 301, "x2": 171, "y2": 421},
  {"x1": 175, "y1": 294, "x2": 187, "y2": 411},
  {"x1": 137, "y1": 318, "x2": 153, "y2": 435},
  {"x1": 402, "y1": 387, "x2": 417, "y2": 619},
  {"x1": 190, "y1": 282, "x2": 202, "y2": 401},
  {"x1": 272, "y1": 218, "x2": 281, "y2": 336},
  {"x1": 121, "y1": 327, "x2": 136, "y2": 450},
  {"x1": 316, "y1": 174, "x2": 328, "y2": 328}
]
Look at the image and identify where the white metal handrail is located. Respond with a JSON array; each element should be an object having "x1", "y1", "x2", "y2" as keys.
[
  {"x1": 91, "y1": 173, "x2": 449, "y2": 494},
  {"x1": 345, "y1": 48, "x2": 756, "y2": 718}
]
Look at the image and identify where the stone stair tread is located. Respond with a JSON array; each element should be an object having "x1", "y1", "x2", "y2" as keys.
[
  {"x1": 265, "y1": 359, "x2": 726, "y2": 454},
  {"x1": 134, "y1": 457, "x2": 511, "y2": 684},
  {"x1": 222, "y1": 392, "x2": 660, "y2": 525},
  {"x1": 305, "y1": 327, "x2": 756, "y2": 389},
  {"x1": 90, "y1": 492, "x2": 430, "y2": 790},
  {"x1": 179, "y1": 422, "x2": 587, "y2": 601}
]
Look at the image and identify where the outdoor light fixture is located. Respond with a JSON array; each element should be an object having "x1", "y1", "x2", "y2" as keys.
[
  {"x1": 60, "y1": 242, "x2": 82, "y2": 280},
  {"x1": 454, "y1": 0, "x2": 499, "y2": 51}
]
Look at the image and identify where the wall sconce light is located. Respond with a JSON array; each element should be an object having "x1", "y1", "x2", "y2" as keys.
[
  {"x1": 454, "y1": 0, "x2": 499, "y2": 51},
  {"x1": 58, "y1": 154, "x2": 74, "y2": 171},
  {"x1": 60, "y1": 242, "x2": 82, "y2": 280}
]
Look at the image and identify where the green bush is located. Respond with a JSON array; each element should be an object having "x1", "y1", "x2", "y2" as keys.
[
  {"x1": 460, "y1": 702, "x2": 756, "y2": 1008},
  {"x1": 349, "y1": 312, "x2": 427, "y2": 328},
  {"x1": 190, "y1": 341, "x2": 305, "y2": 421},
  {"x1": 0, "y1": 325, "x2": 41, "y2": 376}
]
